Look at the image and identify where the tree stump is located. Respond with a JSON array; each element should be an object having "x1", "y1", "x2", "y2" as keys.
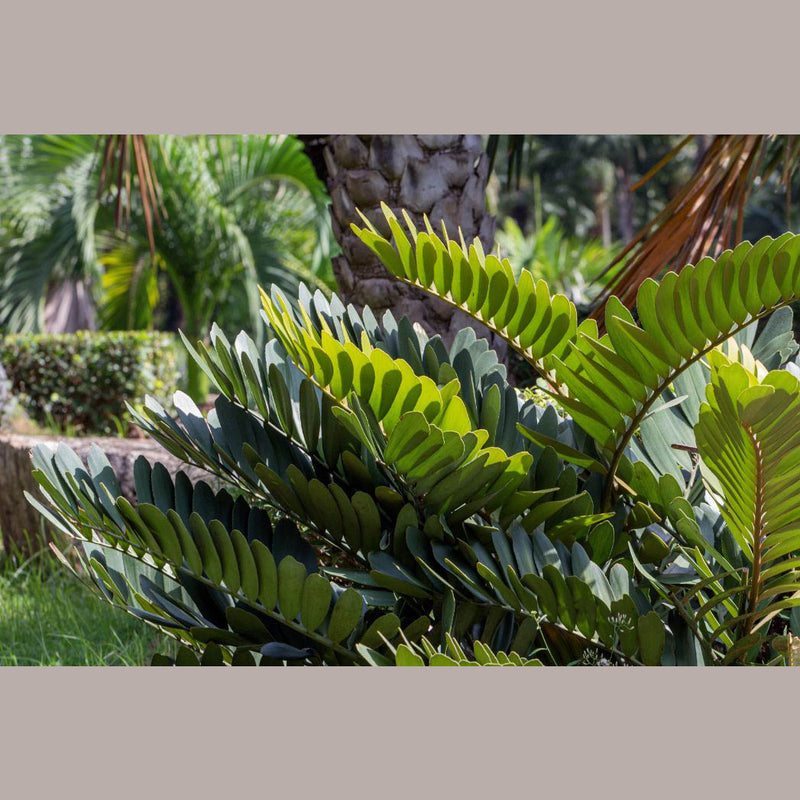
[{"x1": 0, "y1": 433, "x2": 214, "y2": 555}]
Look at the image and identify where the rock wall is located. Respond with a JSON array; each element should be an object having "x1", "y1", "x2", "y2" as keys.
[{"x1": 0, "y1": 433, "x2": 213, "y2": 555}]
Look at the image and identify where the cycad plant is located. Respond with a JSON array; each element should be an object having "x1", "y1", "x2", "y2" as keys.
[{"x1": 27, "y1": 203, "x2": 800, "y2": 665}]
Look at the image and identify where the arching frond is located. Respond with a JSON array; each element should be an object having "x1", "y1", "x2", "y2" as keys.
[{"x1": 350, "y1": 202, "x2": 581, "y2": 387}]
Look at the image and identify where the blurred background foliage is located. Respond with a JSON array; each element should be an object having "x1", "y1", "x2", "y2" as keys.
[
  {"x1": 488, "y1": 135, "x2": 800, "y2": 318},
  {"x1": 488, "y1": 135, "x2": 800, "y2": 251},
  {"x1": 0, "y1": 134, "x2": 337, "y2": 398},
  {"x1": 0, "y1": 134, "x2": 336, "y2": 339},
  {"x1": 4, "y1": 133, "x2": 800, "y2": 397},
  {"x1": 487, "y1": 135, "x2": 699, "y2": 243}
]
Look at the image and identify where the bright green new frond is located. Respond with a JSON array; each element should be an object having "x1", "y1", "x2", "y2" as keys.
[
  {"x1": 349, "y1": 203, "x2": 579, "y2": 383},
  {"x1": 260, "y1": 284, "x2": 470, "y2": 434},
  {"x1": 391, "y1": 634, "x2": 544, "y2": 666},
  {"x1": 259, "y1": 284, "x2": 535, "y2": 520}
]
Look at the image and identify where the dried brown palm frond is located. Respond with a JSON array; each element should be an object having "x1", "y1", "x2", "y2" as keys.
[
  {"x1": 96, "y1": 134, "x2": 165, "y2": 254},
  {"x1": 591, "y1": 134, "x2": 759, "y2": 313},
  {"x1": 590, "y1": 134, "x2": 800, "y2": 319}
]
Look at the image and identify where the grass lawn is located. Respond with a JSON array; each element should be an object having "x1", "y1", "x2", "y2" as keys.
[{"x1": 0, "y1": 550, "x2": 176, "y2": 666}]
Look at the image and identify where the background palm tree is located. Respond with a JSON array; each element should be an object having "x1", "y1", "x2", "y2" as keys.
[
  {"x1": 0, "y1": 134, "x2": 334, "y2": 398},
  {"x1": 0, "y1": 135, "x2": 102, "y2": 333}
]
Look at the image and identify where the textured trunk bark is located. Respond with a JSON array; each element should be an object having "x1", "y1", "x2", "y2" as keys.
[{"x1": 319, "y1": 135, "x2": 496, "y2": 347}]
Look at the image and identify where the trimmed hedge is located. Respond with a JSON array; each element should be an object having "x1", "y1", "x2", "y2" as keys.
[{"x1": 0, "y1": 331, "x2": 179, "y2": 435}]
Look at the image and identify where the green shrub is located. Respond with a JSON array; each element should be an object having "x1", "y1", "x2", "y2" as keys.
[
  {"x1": 25, "y1": 205, "x2": 800, "y2": 666},
  {"x1": 0, "y1": 331, "x2": 178, "y2": 435}
]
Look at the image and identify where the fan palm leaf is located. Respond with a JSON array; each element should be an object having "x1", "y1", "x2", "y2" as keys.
[{"x1": 0, "y1": 138, "x2": 101, "y2": 332}]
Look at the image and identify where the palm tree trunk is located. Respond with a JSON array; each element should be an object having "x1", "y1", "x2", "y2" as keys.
[
  {"x1": 44, "y1": 279, "x2": 97, "y2": 333},
  {"x1": 315, "y1": 135, "x2": 496, "y2": 346},
  {"x1": 614, "y1": 162, "x2": 634, "y2": 243},
  {"x1": 596, "y1": 194, "x2": 612, "y2": 248}
]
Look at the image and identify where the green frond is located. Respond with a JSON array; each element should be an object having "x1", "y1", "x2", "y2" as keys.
[
  {"x1": 98, "y1": 239, "x2": 159, "y2": 330},
  {"x1": 694, "y1": 355, "x2": 800, "y2": 647},
  {"x1": 27, "y1": 444, "x2": 402, "y2": 665},
  {"x1": 349, "y1": 202, "x2": 580, "y2": 386},
  {"x1": 552, "y1": 234, "x2": 800, "y2": 503},
  {"x1": 391, "y1": 633, "x2": 544, "y2": 666},
  {"x1": 258, "y1": 284, "x2": 539, "y2": 522},
  {"x1": 207, "y1": 134, "x2": 328, "y2": 208}
]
